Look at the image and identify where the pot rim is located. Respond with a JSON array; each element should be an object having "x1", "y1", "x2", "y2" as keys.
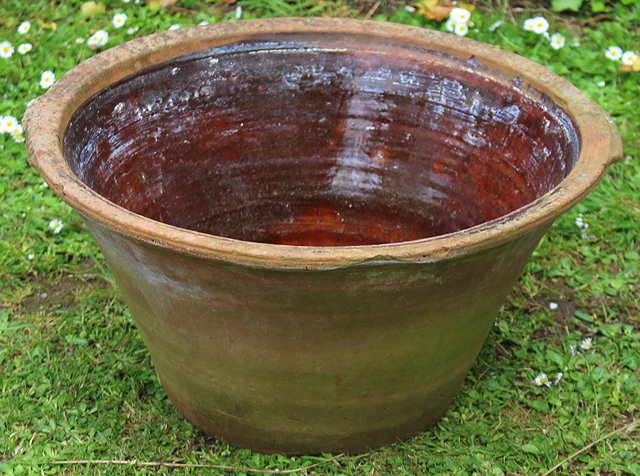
[{"x1": 24, "y1": 17, "x2": 622, "y2": 269}]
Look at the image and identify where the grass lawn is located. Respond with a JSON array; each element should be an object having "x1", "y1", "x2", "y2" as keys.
[{"x1": 1, "y1": 0, "x2": 638, "y2": 474}]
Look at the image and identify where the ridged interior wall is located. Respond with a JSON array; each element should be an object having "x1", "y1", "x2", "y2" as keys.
[{"x1": 64, "y1": 36, "x2": 579, "y2": 246}]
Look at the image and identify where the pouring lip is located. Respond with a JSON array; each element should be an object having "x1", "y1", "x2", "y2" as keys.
[{"x1": 23, "y1": 17, "x2": 620, "y2": 269}]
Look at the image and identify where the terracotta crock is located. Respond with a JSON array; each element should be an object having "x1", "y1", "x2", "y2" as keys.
[{"x1": 24, "y1": 18, "x2": 622, "y2": 454}]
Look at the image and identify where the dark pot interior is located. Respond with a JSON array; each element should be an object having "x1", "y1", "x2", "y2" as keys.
[{"x1": 64, "y1": 35, "x2": 579, "y2": 246}]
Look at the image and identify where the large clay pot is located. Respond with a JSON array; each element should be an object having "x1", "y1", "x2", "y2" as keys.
[{"x1": 24, "y1": 18, "x2": 621, "y2": 454}]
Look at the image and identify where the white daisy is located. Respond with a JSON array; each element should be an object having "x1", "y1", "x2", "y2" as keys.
[
  {"x1": 48, "y1": 219, "x2": 64, "y2": 234},
  {"x1": 531, "y1": 17, "x2": 549, "y2": 34},
  {"x1": 126, "y1": 26, "x2": 139, "y2": 35},
  {"x1": 621, "y1": 51, "x2": 637, "y2": 66},
  {"x1": 112, "y1": 13, "x2": 128, "y2": 28},
  {"x1": 549, "y1": 302, "x2": 559, "y2": 310},
  {"x1": 28, "y1": 254, "x2": 34, "y2": 260},
  {"x1": 0, "y1": 116, "x2": 19, "y2": 133},
  {"x1": 575, "y1": 213, "x2": 588, "y2": 230},
  {"x1": 597, "y1": 81, "x2": 606, "y2": 87},
  {"x1": 75, "y1": 37, "x2": 85, "y2": 44},
  {"x1": 445, "y1": 18, "x2": 458, "y2": 32},
  {"x1": 523, "y1": 18, "x2": 536, "y2": 31},
  {"x1": 454, "y1": 23, "x2": 469, "y2": 37},
  {"x1": 550, "y1": 33, "x2": 565, "y2": 50},
  {"x1": 168, "y1": 24, "x2": 181, "y2": 30},
  {"x1": 87, "y1": 30, "x2": 109, "y2": 48},
  {"x1": 580, "y1": 337, "x2": 593, "y2": 350},
  {"x1": 524, "y1": 17, "x2": 549, "y2": 34},
  {"x1": 18, "y1": 21, "x2": 31, "y2": 34},
  {"x1": 17, "y1": 43, "x2": 32, "y2": 54},
  {"x1": 9, "y1": 124, "x2": 23, "y2": 138},
  {"x1": 605, "y1": 46, "x2": 623, "y2": 61},
  {"x1": 449, "y1": 7, "x2": 471, "y2": 24},
  {"x1": 39, "y1": 70, "x2": 55, "y2": 89},
  {"x1": 0, "y1": 41, "x2": 14, "y2": 59},
  {"x1": 198, "y1": 21, "x2": 209, "y2": 26},
  {"x1": 13, "y1": 133, "x2": 25, "y2": 143},
  {"x1": 534, "y1": 373, "x2": 551, "y2": 387},
  {"x1": 405, "y1": 5, "x2": 416, "y2": 12}
]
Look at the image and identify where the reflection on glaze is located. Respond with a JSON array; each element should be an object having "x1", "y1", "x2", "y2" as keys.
[{"x1": 64, "y1": 36, "x2": 579, "y2": 246}]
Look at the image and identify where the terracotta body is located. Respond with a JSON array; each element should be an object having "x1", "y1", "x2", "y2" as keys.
[{"x1": 24, "y1": 19, "x2": 621, "y2": 453}]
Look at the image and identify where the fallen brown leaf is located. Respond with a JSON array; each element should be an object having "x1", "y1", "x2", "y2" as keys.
[
  {"x1": 619, "y1": 56, "x2": 640, "y2": 73},
  {"x1": 415, "y1": 0, "x2": 454, "y2": 22}
]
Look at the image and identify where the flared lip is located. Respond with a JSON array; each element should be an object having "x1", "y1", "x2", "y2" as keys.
[{"x1": 24, "y1": 18, "x2": 622, "y2": 269}]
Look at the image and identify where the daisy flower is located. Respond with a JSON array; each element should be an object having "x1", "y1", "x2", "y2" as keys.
[
  {"x1": 575, "y1": 213, "x2": 588, "y2": 230},
  {"x1": 0, "y1": 116, "x2": 19, "y2": 133},
  {"x1": 549, "y1": 302, "x2": 559, "y2": 310},
  {"x1": 127, "y1": 26, "x2": 139, "y2": 35},
  {"x1": 75, "y1": 38, "x2": 85, "y2": 44},
  {"x1": 17, "y1": 43, "x2": 32, "y2": 54},
  {"x1": 168, "y1": 24, "x2": 181, "y2": 30},
  {"x1": 445, "y1": 18, "x2": 458, "y2": 32},
  {"x1": 17, "y1": 21, "x2": 31, "y2": 34},
  {"x1": 39, "y1": 70, "x2": 55, "y2": 89},
  {"x1": 454, "y1": 23, "x2": 469, "y2": 37},
  {"x1": 9, "y1": 124, "x2": 23, "y2": 138},
  {"x1": 48, "y1": 219, "x2": 64, "y2": 234},
  {"x1": 569, "y1": 344, "x2": 578, "y2": 356},
  {"x1": 13, "y1": 133, "x2": 25, "y2": 143},
  {"x1": 0, "y1": 41, "x2": 14, "y2": 59},
  {"x1": 87, "y1": 30, "x2": 109, "y2": 48},
  {"x1": 580, "y1": 337, "x2": 593, "y2": 350},
  {"x1": 622, "y1": 51, "x2": 638, "y2": 66},
  {"x1": 112, "y1": 13, "x2": 128, "y2": 28},
  {"x1": 605, "y1": 46, "x2": 623, "y2": 61},
  {"x1": 198, "y1": 21, "x2": 209, "y2": 26},
  {"x1": 597, "y1": 81, "x2": 606, "y2": 87},
  {"x1": 524, "y1": 17, "x2": 549, "y2": 35},
  {"x1": 534, "y1": 373, "x2": 551, "y2": 387},
  {"x1": 449, "y1": 7, "x2": 471, "y2": 24},
  {"x1": 549, "y1": 33, "x2": 565, "y2": 50}
]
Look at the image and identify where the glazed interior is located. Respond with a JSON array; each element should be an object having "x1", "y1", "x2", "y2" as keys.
[{"x1": 64, "y1": 35, "x2": 579, "y2": 246}]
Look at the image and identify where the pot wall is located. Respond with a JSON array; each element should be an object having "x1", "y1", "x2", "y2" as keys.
[{"x1": 85, "y1": 216, "x2": 550, "y2": 453}]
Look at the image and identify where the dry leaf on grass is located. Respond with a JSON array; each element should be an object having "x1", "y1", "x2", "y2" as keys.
[
  {"x1": 80, "y1": 1, "x2": 105, "y2": 19},
  {"x1": 414, "y1": 0, "x2": 474, "y2": 22},
  {"x1": 414, "y1": 0, "x2": 453, "y2": 21},
  {"x1": 37, "y1": 20, "x2": 57, "y2": 31},
  {"x1": 619, "y1": 57, "x2": 640, "y2": 73}
]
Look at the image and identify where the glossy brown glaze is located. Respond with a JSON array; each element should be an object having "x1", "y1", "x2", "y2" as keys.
[{"x1": 64, "y1": 37, "x2": 578, "y2": 246}]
